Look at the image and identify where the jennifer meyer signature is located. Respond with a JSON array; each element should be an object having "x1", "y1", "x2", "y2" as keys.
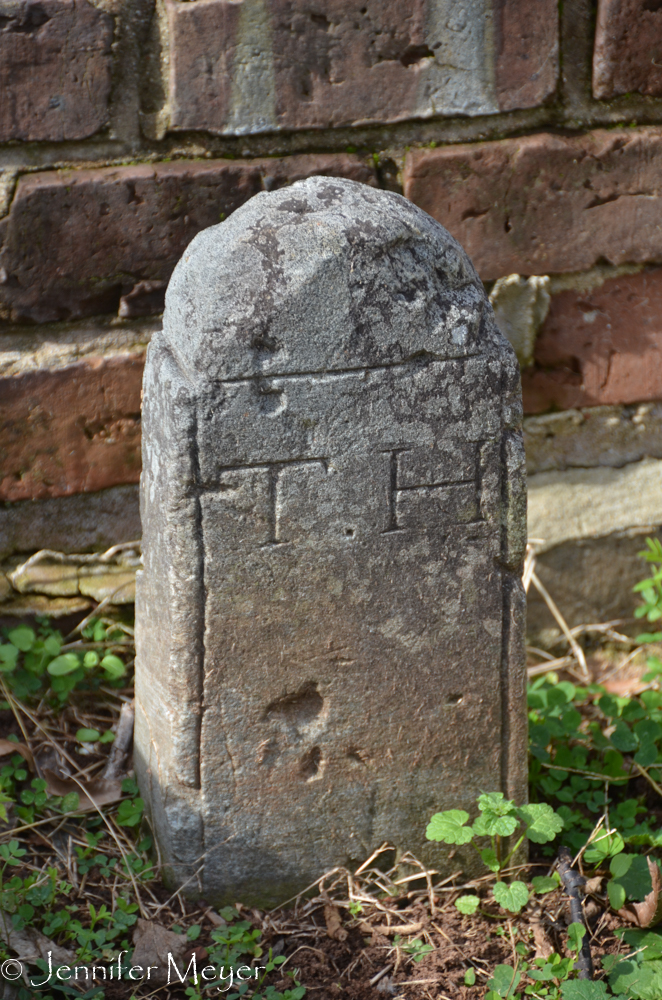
[{"x1": 1, "y1": 951, "x2": 266, "y2": 991}]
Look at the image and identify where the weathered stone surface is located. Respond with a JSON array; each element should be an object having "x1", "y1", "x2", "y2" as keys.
[
  {"x1": 164, "y1": 0, "x2": 558, "y2": 135},
  {"x1": 524, "y1": 403, "x2": 662, "y2": 475},
  {"x1": 0, "y1": 155, "x2": 376, "y2": 325},
  {"x1": 0, "y1": 318, "x2": 156, "y2": 378},
  {"x1": 0, "y1": 485, "x2": 141, "y2": 560},
  {"x1": 135, "y1": 176, "x2": 527, "y2": 905},
  {"x1": 404, "y1": 130, "x2": 662, "y2": 280},
  {"x1": 0, "y1": 354, "x2": 144, "y2": 502},
  {"x1": 490, "y1": 275, "x2": 550, "y2": 369},
  {"x1": 0, "y1": 594, "x2": 92, "y2": 619},
  {"x1": 7, "y1": 548, "x2": 139, "y2": 603},
  {"x1": 593, "y1": 0, "x2": 662, "y2": 99},
  {"x1": 522, "y1": 267, "x2": 662, "y2": 413},
  {"x1": 0, "y1": 0, "x2": 113, "y2": 142},
  {"x1": 528, "y1": 458, "x2": 662, "y2": 553},
  {"x1": 528, "y1": 528, "x2": 662, "y2": 633}
]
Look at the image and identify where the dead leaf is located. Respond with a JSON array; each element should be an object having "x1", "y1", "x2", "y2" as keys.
[
  {"x1": 619, "y1": 857, "x2": 662, "y2": 928},
  {"x1": 324, "y1": 904, "x2": 348, "y2": 942},
  {"x1": 132, "y1": 918, "x2": 188, "y2": 985},
  {"x1": 204, "y1": 907, "x2": 228, "y2": 927},
  {"x1": 0, "y1": 911, "x2": 73, "y2": 964},
  {"x1": 530, "y1": 917, "x2": 554, "y2": 958},
  {"x1": 0, "y1": 739, "x2": 34, "y2": 771},
  {"x1": 43, "y1": 769, "x2": 122, "y2": 812}
]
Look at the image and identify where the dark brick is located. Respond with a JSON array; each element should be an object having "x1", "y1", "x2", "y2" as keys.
[
  {"x1": 165, "y1": 0, "x2": 558, "y2": 135},
  {"x1": 404, "y1": 129, "x2": 662, "y2": 280},
  {"x1": 0, "y1": 0, "x2": 113, "y2": 142},
  {"x1": 0, "y1": 354, "x2": 144, "y2": 502},
  {"x1": 493, "y1": 0, "x2": 559, "y2": 111},
  {"x1": 593, "y1": 0, "x2": 662, "y2": 99},
  {"x1": 522, "y1": 268, "x2": 662, "y2": 413},
  {"x1": 0, "y1": 154, "x2": 377, "y2": 325}
]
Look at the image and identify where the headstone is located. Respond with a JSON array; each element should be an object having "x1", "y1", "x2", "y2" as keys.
[{"x1": 135, "y1": 176, "x2": 527, "y2": 907}]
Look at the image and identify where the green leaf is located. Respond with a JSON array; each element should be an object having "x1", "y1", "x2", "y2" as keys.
[
  {"x1": 611, "y1": 855, "x2": 653, "y2": 902},
  {"x1": 610, "y1": 721, "x2": 638, "y2": 752},
  {"x1": 8, "y1": 626, "x2": 35, "y2": 652},
  {"x1": 477, "y1": 793, "x2": 519, "y2": 836},
  {"x1": 76, "y1": 729, "x2": 100, "y2": 742},
  {"x1": 83, "y1": 651, "x2": 99, "y2": 668},
  {"x1": 47, "y1": 653, "x2": 82, "y2": 676},
  {"x1": 567, "y1": 923, "x2": 586, "y2": 953},
  {"x1": 116, "y1": 798, "x2": 144, "y2": 827},
  {"x1": 100, "y1": 654, "x2": 126, "y2": 680},
  {"x1": 471, "y1": 813, "x2": 488, "y2": 836},
  {"x1": 518, "y1": 803, "x2": 564, "y2": 844},
  {"x1": 531, "y1": 875, "x2": 559, "y2": 895},
  {"x1": 455, "y1": 895, "x2": 480, "y2": 915},
  {"x1": 610, "y1": 853, "x2": 633, "y2": 878},
  {"x1": 99, "y1": 730, "x2": 115, "y2": 744},
  {"x1": 635, "y1": 742, "x2": 659, "y2": 767},
  {"x1": 479, "y1": 847, "x2": 501, "y2": 873},
  {"x1": 607, "y1": 880, "x2": 627, "y2": 910},
  {"x1": 0, "y1": 644, "x2": 19, "y2": 672},
  {"x1": 584, "y1": 830, "x2": 625, "y2": 864},
  {"x1": 44, "y1": 635, "x2": 61, "y2": 656},
  {"x1": 487, "y1": 964, "x2": 521, "y2": 998},
  {"x1": 425, "y1": 809, "x2": 474, "y2": 845},
  {"x1": 635, "y1": 719, "x2": 662, "y2": 743},
  {"x1": 609, "y1": 854, "x2": 634, "y2": 878},
  {"x1": 561, "y1": 982, "x2": 617, "y2": 1000},
  {"x1": 61, "y1": 792, "x2": 80, "y2": 813},
  {"x1": 464, "y1": 968, "x2": 476, "y2": 986},
  {"x1": 478, "y1": 791, "x2": 516, "y2": 814},
  {"x1": 620, "y1": 930, "x2": 662, "y2": 961},
  {"x1": 493, "y1": 880, "x2": 529, "y2": 913},
  {"x1": 609, "y1": 959, "x2": 662, "y2": 1000}
]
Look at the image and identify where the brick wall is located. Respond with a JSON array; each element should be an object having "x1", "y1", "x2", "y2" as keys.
[{"x1": 2, "y1": 0, "x2": 662, "y2": 628}]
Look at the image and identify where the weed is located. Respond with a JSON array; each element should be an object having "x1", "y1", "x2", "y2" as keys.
[
  {"x1": 426, "y1": 792, "x2": 563, "y2": 913},
  {"x1": 633, "y1": 537, "x2": 662, "y2": 641},
  {"x1": 528, "y1": 674, "x2": 662, "y2": 854},
  {"x1": 0, "y1": 618, "x2": 130, "y2": 706},
  {"x1": 485, "y1": 923, "x2": 592, "y2": 999},
  {"x1": 394, "y1": 934, "x2": 434, "y2": 962}
]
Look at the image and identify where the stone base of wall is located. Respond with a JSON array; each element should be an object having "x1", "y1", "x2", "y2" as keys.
[
  {"x1": 528, "y1": 528, "x2": 660, "y2": 635},
  {"x1": 0, "y1": 488, "x2": 656, "y2": 635},
  {"x1": 0, "y1": 485, "x2": 140, "y2": 561}
]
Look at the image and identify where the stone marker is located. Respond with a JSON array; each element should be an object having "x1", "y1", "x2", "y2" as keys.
[{"x1": 135, "y1": 177, "x2": 527, "y2": 907}]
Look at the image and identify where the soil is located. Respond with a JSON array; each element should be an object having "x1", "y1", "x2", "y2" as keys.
[{"x1": 90, "y1": 869, "x2": 629, "y2": 1000}]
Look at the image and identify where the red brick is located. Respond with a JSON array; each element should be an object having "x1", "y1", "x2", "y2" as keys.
[
  {"x1": 593, "y1": 0, "x2": 662, "y2": 99},
  {"x1": 0, "y1": 0, "x2": 113, "y2": 142},
  {"x1": 0, "y1": 154, "x2": 376, "y2": 325},
  {"x1": 0, "y1": 355, "x2": 144, "y2": 502},
  {"x1": 522, "y1": 268, "x2": 662, "y2": 414},
  {"x1": 493, "y1": 0, "x2": 559, "y2": 112},
  {"x1": 165, "y1": 0, "x2": 558, "y2": 135},
  {"x1": 404, "y1": 129, "x2": 662, "y2": 281}
]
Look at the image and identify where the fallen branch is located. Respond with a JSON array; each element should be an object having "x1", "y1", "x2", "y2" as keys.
[
  {"x1": 360, "y1": 920, "x2": 424, "y2": 936},
  {"x1": 557, "y1": 846, "x2": 593, "y2": 980}
]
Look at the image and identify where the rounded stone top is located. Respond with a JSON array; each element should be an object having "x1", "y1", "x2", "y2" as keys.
[{"x1": 162, "y1": 175, "x2": 506, "y2": 382}]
